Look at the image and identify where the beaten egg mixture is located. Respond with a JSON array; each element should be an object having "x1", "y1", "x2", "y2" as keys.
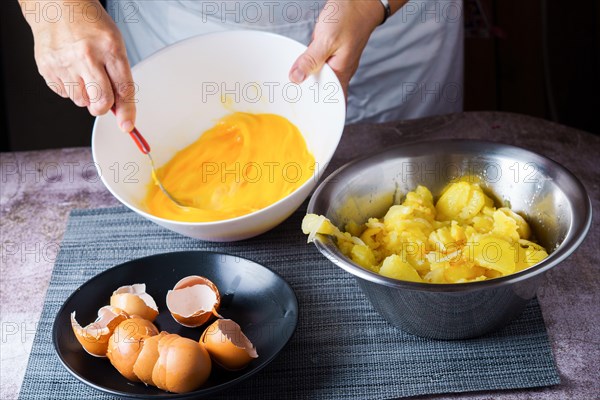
[
  {"x1": 303, "y1": 179, "x2": 549, "y2": 283},
  {"x1": 145, "y1": 112, "x2": 315, "y2": 222}
]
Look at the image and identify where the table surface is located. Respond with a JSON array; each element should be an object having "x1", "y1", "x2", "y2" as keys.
[{"x1": 1, "y1": 111, "x2": 598, "y2": 400}]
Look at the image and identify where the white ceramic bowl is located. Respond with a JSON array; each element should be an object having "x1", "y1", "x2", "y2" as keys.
[{"x1": 92, "y1": 30, "x2": 345, "y2": 241}]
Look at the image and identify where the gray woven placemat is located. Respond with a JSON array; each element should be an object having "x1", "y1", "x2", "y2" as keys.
[{"x1": 19, "y1": 206, "x2": 560, "y2": 400}]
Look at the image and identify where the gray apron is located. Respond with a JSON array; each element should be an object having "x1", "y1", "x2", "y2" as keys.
[{"x1": 108, "y1": 0, "x2": 464, "y2": 123}]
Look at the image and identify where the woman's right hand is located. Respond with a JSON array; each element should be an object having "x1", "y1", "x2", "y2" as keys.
[{"x1": 19, "y1": 0, "x2": 136, "y2": 132}]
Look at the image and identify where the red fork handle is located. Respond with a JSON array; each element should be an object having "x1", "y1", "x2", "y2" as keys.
[
  {"x1": 110, "y1": 106, "x2": 151, "y2": 155},
  {"x1": 128, "y1": 127, "x2": 151, "y2": 155}
]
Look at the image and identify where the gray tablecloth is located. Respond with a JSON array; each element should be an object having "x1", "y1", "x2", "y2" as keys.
[{"x1": 19, "y1": 205, "x2": 560, "y2": 399}]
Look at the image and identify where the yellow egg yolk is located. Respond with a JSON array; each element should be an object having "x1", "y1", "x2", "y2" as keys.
[{"x1": 144, "y1": 112, "x2": 315, "y2": 222}]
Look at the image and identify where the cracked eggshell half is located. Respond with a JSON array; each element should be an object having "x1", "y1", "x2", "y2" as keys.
[
  {"x1": 166, "y1": 276, "x2": 221, "y2": 328},
  {"x1": 106, "y1": 317, "x2": 159, "y2": 382},
  {"x1": 151, "y1": 333, "x2": 212, "y2": 394},
  {"x1": 110, "y1": 283, "x2": 159, "y2": 322},
  {"x1": 200, "y1": 319, "x2": 258, "y2": 371},
  {"x1": 133, "y1": 331, "x2": 169, "y2": 386},
  {"x1": 71, "y1": 305, "x2": 129, "y2": 357}
]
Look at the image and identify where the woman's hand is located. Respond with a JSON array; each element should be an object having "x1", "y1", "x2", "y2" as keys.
[
  {"x1": 289, "y1": 0, "x2": 386, "y2": 97},
  {"x1": 19, "y1": 0, "x2": 136, "y2": 132}
]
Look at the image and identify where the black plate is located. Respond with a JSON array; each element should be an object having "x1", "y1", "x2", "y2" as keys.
[{"x1": 53, "y1": 251, "x2": 298, "y2": 398}]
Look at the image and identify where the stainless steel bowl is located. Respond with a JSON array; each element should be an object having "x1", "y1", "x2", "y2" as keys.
[{"x1": 308, "y1": 139, "x2": 592, "y2": 339}]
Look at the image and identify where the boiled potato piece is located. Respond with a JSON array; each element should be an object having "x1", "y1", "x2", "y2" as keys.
[
  {"x1": 472, "y1": 235, "x2": 516, "y2": 275},
  {"x1": 515, "y1": 240, "x2": 549, "y2": 272},
  {"x1": 379, "y1": 255, "x2": 423, "y2": 282},
  {"x1": 350, "y1": 245, "x2": 378, "y2": 272},
  {"x1": 492, "y1": 209, "x2": 520, "y2": 242},
  {"x1": 436, "y1": 182, "x2": 490, "y2": 221}
]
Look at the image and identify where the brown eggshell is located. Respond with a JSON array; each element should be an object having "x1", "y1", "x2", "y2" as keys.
[
  {"x1": 106, "y1": 317, "x2": 159, "y2": 381},
  {"x1": 133, "y1": 331, "x2": 169, "y2": 386},
  {"x1": 166, "y1": 276, "x2": 221, "y2": 328},
  {"x1": 110, "y1": 284, "x2": 159, "y2": 322},
  {"x1": 70, "y1": 306, "x2": 129, "y2": 357},
  {"x1": 152, "y1": 334, "x2": 212, "y2": 393},
  {"x1": 151, "y1": 334, "x2": 181, "y2": 390},
  {"x1": 200, "y1": 319, "x2": 258, "y2": 371}
]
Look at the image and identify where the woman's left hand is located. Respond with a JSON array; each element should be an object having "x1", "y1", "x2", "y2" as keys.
[{"x1": 288, "y1": 0, "x2": 385, "y2": 98}]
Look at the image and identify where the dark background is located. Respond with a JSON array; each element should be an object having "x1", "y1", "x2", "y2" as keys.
[{"x1": 1, "y1": 0, "x2": 599, "y2": 151}]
